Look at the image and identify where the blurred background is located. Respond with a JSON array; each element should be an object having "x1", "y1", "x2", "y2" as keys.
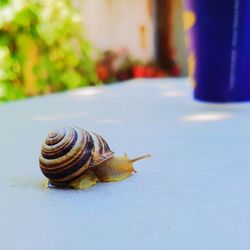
[{"x1": 0, "y1": 0, "x2": 187, "y2": 102}]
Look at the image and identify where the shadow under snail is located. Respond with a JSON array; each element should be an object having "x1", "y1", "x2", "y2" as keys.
[{"x1": 39, "y1": 126, "x2": 151, "y2": 189}]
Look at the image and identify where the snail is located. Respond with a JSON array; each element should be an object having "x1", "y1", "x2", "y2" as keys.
[{"x1": 39, "y1": 126, "x2": 150, "y2": 189}]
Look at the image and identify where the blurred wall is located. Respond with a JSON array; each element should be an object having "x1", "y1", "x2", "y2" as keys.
[
  {"x1": 75, "y1": 0, "x2": 187, "y2": 75},
  {"x1": 78, "y1": 0, "x2": 154, "y2": 61}
]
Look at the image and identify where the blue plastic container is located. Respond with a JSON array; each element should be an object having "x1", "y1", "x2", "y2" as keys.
[{"x1": 184, "y1": 0, "x2": 250, "y2": 102}]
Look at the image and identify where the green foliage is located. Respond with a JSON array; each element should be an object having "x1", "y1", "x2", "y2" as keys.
[{"x1": 0, "y1": 0, "x2": 97, "y2": 102}]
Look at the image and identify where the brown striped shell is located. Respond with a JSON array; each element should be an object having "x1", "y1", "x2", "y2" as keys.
[
  {"x1": 39, "y1": 126, "x2": 114, "y2": 186},
  {"x1": 89, "y1": 132, "x2": 114, "y2": 167}
]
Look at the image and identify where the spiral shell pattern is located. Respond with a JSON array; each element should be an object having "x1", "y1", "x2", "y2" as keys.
[
  {"x1": 39, "y1": 127, "x2": 94, "y2": 186},
  {"x1": 89, "y1": 132, "x2": 114, "y2": 167}
]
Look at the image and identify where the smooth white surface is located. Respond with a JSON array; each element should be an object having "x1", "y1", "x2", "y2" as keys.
[{"x1": 1, "y1": 78, "x2": 250, "y2": 250}]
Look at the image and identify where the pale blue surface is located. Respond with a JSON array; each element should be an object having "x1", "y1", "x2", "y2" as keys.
[{"x1": 1, "y1": 78, "x2": 250, "y2": 250}]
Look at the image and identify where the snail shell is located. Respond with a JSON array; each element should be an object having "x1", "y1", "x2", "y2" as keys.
[
  {"x1": 39, "y1": 126, "x2": 114, "y2": 186},
  {"x1": 89, "y1": 132, "x2": 114, "y2": 167}
]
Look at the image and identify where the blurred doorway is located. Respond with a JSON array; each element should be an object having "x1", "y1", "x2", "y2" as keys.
[{"x1": 154, "y1": 0, "x2": 188, "y2": 75}]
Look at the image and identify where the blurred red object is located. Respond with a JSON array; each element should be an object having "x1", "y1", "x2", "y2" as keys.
[
  {"x1": 132, "y1": 66, "x2": 145, "y2": 78},
  {"x1": 170, "y1": 65, "x2": 181, "y2": 77},
  {"x1": 144, "y1": 66, "x2": 156, "y2": 77},
  {"x1": 96, "y1": 48, "x2": 175, "y2": 83},
  {"x1": 97, "y1": 64, "x2": 109, "y2": 82},
  {"x1": 132, "y1": 65, "x2": 167, "y2": 78}
]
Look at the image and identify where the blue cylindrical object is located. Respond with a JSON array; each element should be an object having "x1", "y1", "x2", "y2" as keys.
[{"x1": 184, "y1": 0, "x2": 250, "y2": 102}]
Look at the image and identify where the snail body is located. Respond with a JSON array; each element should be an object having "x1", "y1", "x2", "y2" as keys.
[{"x1": 39, "y1": 126, "x2": 150, "y2": 189}]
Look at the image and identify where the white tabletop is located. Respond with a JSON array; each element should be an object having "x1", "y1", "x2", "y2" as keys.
[{"x1": 1, "y1": 78, "x2": 250, "y2": 250}]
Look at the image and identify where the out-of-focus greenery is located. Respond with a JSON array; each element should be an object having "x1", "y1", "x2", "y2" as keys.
[{"x1": 0, "y1": 0, "x2": 97, "y2": 102}]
